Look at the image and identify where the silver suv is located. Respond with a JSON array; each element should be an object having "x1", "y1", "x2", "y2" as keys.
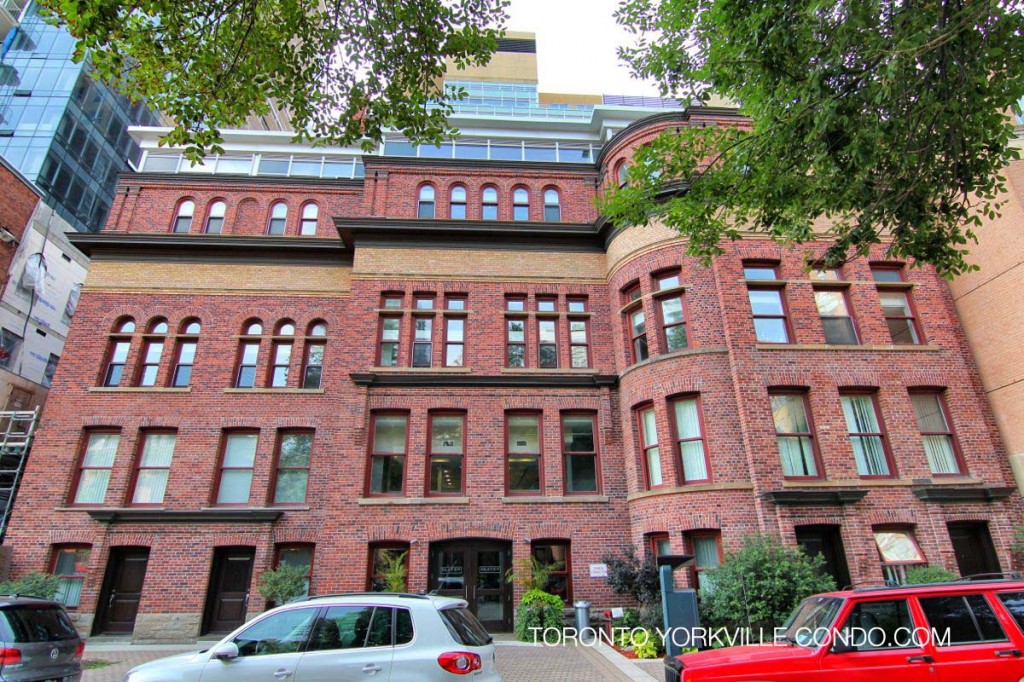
[
  {"x1": 123, "y1": 593, "x2": 501, "y2": 681},
  {"x1": 0, "y1": 595, "x2": 83, "y2": 682}
]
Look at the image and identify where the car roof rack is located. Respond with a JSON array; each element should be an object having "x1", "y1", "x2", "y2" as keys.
[
  {"x1": 2, "y1": 593, "x2": 49, "y2": 600},
  {"x1": 302, "y1": 592, "x2": 430, "y2": 601},
  {"x1": 852, "y1": 574, "x2": 1024, "y2": 593}
]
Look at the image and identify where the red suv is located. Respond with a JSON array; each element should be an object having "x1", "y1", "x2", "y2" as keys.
[{"x1": 665, "y1": 579, "x2": 1024, "y2": 682}]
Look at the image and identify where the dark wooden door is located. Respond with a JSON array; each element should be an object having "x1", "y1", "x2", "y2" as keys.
[
  {"x1": 795, "y1": 525, "x2": 851, "y2": 589},
  {"x1": 949, "y1": 522, "x2": 1001, "y2": 578},
  {"x1": 96, "y1": 547, "x2": 150, "y2": 634},
  {"x1": 429, "y1": 540, "x2": 512, "y2": 632},
  {"x1": 203, "y1": 547, "x2": 255, "y2": 634}
]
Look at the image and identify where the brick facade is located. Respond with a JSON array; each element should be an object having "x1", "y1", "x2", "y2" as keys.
[{"x1": 2, "y1": 112, "x2": 1019, "y2": 642}]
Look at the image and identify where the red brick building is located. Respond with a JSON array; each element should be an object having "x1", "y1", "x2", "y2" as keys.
[{"x1": 1, "y1": 38, "x2": 1020, "y2": 642}]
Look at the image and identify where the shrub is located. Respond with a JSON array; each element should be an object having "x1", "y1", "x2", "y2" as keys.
[
  {"x1": 603, "y1": 546, "x2": 663, "y2": 631},
  {"x1": 0, "y1": 572, "x2": 61, "y2": 600},
  {"x1": 904, "y1": 565, "x2": 959, "y2": 584},
  {"x1": 376, "y1": 550, "x2": 408, "y2": 592},
  {"x1": 699, "y1": 534, "x2": 836, "y2": 634},
  {"x1": 631, "y1": 628, "x2": 660, "y2": 659},
  {"x1": 257, "y1": 565, "x2": 309, "y2": 607},
  {"x1": 514, "y1": 589, "x2": 565, "y2": 643}
]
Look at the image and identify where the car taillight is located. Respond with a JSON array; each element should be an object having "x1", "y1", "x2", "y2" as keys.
[
  {"x1": 0, "y1": 648, "x2": 21, "y2": 665},
  {"x1": 75, "y1": 640, "x2": 86, "y2": 658},
  {"x1": 438, "y1": 651, "x2": 482, "y2": 675}
]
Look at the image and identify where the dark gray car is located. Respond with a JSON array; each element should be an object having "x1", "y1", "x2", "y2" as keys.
[{"x1": 0, "y1": 595, "x2": 83, "y2": 682}]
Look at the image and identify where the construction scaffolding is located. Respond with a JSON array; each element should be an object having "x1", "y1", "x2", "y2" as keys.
[{"x1": 0, "y1": 408, "x2": 39, "y2": 543}]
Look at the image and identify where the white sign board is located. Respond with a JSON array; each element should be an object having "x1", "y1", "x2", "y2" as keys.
[{"x1": 589, "y1": 563, "x2": 608, "y2": 578}]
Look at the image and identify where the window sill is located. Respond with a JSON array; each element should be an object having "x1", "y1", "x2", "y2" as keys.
[
  {"x1": 371, "y1": 367, "x2": 472, "y2": 373},
  {"x1": 754, "y1": 343, "x2": 940, "y2": 352},
  {"x1": 501, "y1": 495, "x2": 609, "y2": 503},
  {"x1": 223, "y1": 388, "x2": 326, "y2": 394},
  {"x1": 358, "y1": 497, "x2": 470, "y2": 505},
  {"x1": 499, "y1": 368, "x2": 598, "y2": 374},
  {"x1": 89, "y1": 387, "x2": 192, "y2": 393},
  {"x1": 626, "y1": 482, "x2": 754, "y2": 502},
  {"x1": 781, "y1": 478, "x2": 915, "y2": 488}
]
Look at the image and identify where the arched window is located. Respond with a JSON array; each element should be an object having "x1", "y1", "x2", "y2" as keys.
[
  {"x1": 418, "y1": 185, "x2": 436, "y2": 219},
  {"x1": 616, "y1": 161, "x2": 630, "y2": 188},
  {"x1": 270, "y1": 321, "x2": 295, "y2": 387},
  {"x1": 268, "y1": 202, "x2": 288, "y2": 235},
  {"x1": 235, "y1": 320, "x2": 263, "y2": 388},
  {"x1": 482, "y1": 186, "x2": 498, "y2": 220},
  {"x1": 137, "y1": 317, "x2": 168, "y2": 386},
  {"x1": 449, "y1": 186, "x2": 467, "y2": 219},
  {"x1": 172, "y1": 319, "x2": 201, "y2": 387},
  {"x1": 102, "y1": 318, "x2": 136, "y2": 386},
  {"x1": 303, "y1": 321, "x2": 327, "y2": 389},
  {"x1": 172, "y1": 200, "x2": 194, "y2": 233},
  {"x1": 513, "y1": 188, "x2": 529, "y2": 221},
  {"x1": 300, "y1": 203, "x2": 319, "y2": 236},
  {"x1": 543, "y1": 188, "x2": 561, "y2": 222},
  {"x1": 204, "y1": 200, "x2": 226, "y2": 234}
]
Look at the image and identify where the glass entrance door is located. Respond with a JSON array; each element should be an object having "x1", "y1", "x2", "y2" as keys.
[{"x1": 429, "y1": 540, "x2": 512, "y2": 632}]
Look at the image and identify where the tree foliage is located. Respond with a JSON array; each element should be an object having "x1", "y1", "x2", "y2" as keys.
[
  {"x1": 514, "y1": 589, "x2": 565, "y2": 642},
  {"x1": 0, "y1": 572, "x2": 62, "y2": 600},
  {"x1": 605, "y1": 0, "x2": 1024, "y2": 275},
  {"x1": 903, "y1": 564, "x2": 960, "y2": 584},
  {"x1": 699, "y1": 534, "x2": 836, "y2": 633},
  {"x1": 257, "y1": 564, "x2": 309, "y2": 607},
  {"x1": 40, "y1": 0, "x2": 508, "y2": 159}
]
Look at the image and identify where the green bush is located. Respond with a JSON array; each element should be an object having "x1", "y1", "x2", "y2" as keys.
[
  {"x1": 0, "y1": 572, "x2": 61, "y2": 600},
  {"x1": 514, "y1": 589, "x2": 565, "y2": 643},
  {"x1": 904, "y1": 565, "x2": 959, "y2": 584},
  {"x1": 631, "y1": 628, "x2": 660, "y2": 659},
  {"x1": 699, "y1": 534, "x2": 836, "y2": 634},
  {"x1": 257, "y1": 565, "x2": 308, "y2": 607}
]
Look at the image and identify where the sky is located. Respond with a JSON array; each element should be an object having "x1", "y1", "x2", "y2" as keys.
[{"x1": 503, "y1": 0, "x2": 660, "y2": 97}]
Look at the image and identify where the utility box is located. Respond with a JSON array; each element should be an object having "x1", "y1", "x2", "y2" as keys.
[{"x1": 657, "y1": 555, "x2": 703, "y2": 656}]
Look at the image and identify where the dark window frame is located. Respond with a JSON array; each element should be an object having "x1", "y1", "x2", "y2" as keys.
[
  {"x1": 366, "y1": 412, "x2": 408, "y2": 497},
  {"x1": 410, "y1": 314, "x2": 434, "y2": 368},
  {"x1": 377, "y1": 315, "x2": 402, "y2": 367},
  {"x1": 686, "y1": 529, "x2": 723, "y2": 591},
  {"x1": 537, "y1": 317, "x2": 559, "y2": 369},
  {"x1": 203, "y1": 199, "x2": 227, "y2": 234},
  {"x1": 561, "y1": 411, "x2": 600, "y2": 495},
  {"x1": 568, "y1": 316, "x2": 590, "y2": 369},
  {"x1": 128, "y1": 428, "x2": 177, "y2": 506},
  {"x1": 669, "y1": 394, "x2": 712, "y2": 484},
  {"x1": 841, "y1": 390, "x2": 897, "y2": 479},
  {"x1": 170, "y1": 198, "x2": 195, "y2": 233},
  {"x1": 506, "y1": 315, "x2": 527, "y2": 368},
  {"x1": 212, "y1": 429, "x2": 260, "y2": 507},
  {"x1": 532, "y1": 539, "x2": 572, "y2": 604},
  {"x1": 637, "y1": 403, "x2": 663, "y2": 489},
  {"x1": 68, "y1": 428, "x2": 120, "y2": 506},
  {"x1": 443, "y1": 315, "x2": 465, "y2": 368},
  {"x1": 481, "y1": 186, "x2": 499, "y2": 220},
  {"x1": 367, "y1": 541, "x2": 410, "y2": 592},
  {"x1": 50, "y1": 545, "x2": 91, "y2": 609},
  {"x1": 299, "y1": 202, "x2": 319, "y2": 236},
  {"x1": 269, "y1": 429, "x2": 314, "y2": 506},
  {"x1": 417, "y1": 184, "x2": 436, "y2": 219},
  {"x1": 426, "y1": 411, "x2": 466, "y2": 496},
  {"x1": 542, "y1": 187, "x2": 561, "y2": 222},
  {"x1": 909, "y1": 389, "x2": 965, "y2": 476},
  {"x1": 449, "y1": 185, "x2": 467, "y2": 220},
  {"x1": 656, "y1": 290, "x2": 689, "y2": 354},
  {"x1": 769, "y1": 389, "x2": 824, "y2": 480},
  {"x1": 267, "y1": 200, "x2": 288, "y2": 235},
  {"x1": 512, "y1": 186, "x2": 530, "y2": 221},
  {"x1": 814, "y1": 286, "x2": 860, "y2": 345},
  {"x1": 505, "y1": 411, "x2": 543, "y2": 495}
]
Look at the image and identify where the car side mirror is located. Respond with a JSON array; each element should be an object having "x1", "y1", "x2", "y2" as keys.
[
  {"x1": 211, "y1": 642, "x2": 239, "y2": 661},
  {"x1": 830, "y1": 640, "x2": 856, "y2": 654}
]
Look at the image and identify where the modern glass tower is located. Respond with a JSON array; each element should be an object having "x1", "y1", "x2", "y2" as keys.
[{"x1": 0, "y1": 1, "x2": 158, "y2": 232}]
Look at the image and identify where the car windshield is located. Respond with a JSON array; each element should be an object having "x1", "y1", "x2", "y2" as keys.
[{"x1": 777, "y1": 596, "x2": 843, "y2": 648}]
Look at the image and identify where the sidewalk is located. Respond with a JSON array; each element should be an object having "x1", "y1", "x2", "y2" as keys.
[{"x1": 81, "y1": 638, "x2": 662, "y2": 682}]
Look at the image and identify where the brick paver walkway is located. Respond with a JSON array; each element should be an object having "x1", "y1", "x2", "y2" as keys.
[{"x1": 82, "y1": 640, "x2": 656, "y2": 681}]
